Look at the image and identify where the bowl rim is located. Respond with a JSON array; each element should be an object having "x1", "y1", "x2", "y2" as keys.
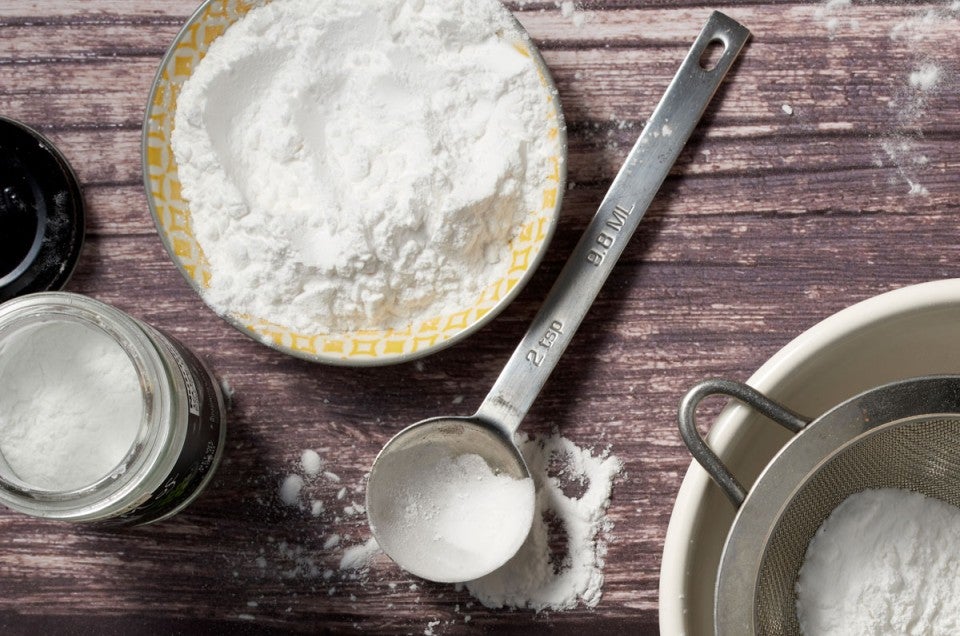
[
  {"x1": 141, "y1": 0, "x2": 568, "y2": 366},
  {"x1": 659, "y1": 278, "x2": 960, "y2": 635}
]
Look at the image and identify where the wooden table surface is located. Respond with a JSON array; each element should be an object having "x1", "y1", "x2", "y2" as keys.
[{"x1": 1, "y1": 0, "x2": 958, "y2": 634}]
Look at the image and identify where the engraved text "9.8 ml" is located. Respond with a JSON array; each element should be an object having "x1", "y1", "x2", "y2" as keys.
[{"x1": 586, "y1": 203, "x2": 635, "y2": 266}]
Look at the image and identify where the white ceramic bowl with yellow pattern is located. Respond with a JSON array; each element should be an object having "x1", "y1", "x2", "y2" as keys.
[{"x1": 142, "y1": 0, "x2": 566, "y2": 366}]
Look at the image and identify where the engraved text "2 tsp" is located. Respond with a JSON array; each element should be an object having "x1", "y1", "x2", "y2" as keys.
[
  {"x1": 526, "y1": 320, "x2": 564, "y2": 367},
  {"x1": 586, "y1": 203, "x2": 636, "y2": 266}
]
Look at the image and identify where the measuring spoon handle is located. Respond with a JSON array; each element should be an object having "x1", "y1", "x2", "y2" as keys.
[{"x1": 475, "y1": 11, "x2": 750, "y2": 435}]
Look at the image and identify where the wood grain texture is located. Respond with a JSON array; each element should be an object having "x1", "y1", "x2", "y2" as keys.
[{"x1": 1, "y1": 1, "x2": 958, "y2": 634}]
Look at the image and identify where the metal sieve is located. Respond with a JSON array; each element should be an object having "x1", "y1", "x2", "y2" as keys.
[{"x1": 679, "y1": 375, "x2": 960, "y2": 635}]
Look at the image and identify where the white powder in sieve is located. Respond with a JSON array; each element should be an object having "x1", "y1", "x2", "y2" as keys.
[
  {"x1": 367, "y1": 445, "x2": 535, "y2": 582},
  {"x1": 172, "y1": 0, "x2": 556, "y2": 334},
  {"x1": 0, "y1": 321, "x2": 142, "y2": 491},
  {"x1": 796, "y1": 488, "x2": 960, "y2": 635}
]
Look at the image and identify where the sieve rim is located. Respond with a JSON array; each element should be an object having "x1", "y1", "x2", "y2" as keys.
[{"x1": 712, "y1": 375, "x2": 960, "y2": 634}]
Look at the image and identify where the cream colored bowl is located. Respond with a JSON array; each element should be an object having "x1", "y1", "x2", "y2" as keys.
[
  {"x1": 660, "y1": 279, "x2": 960, "y2": 634},
  {"x1": 142, "y1": 0, "x2": 566, "y2": 365}
]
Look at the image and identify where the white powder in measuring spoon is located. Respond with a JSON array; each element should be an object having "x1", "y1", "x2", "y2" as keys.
[
  {"x1": 0, "y1": 321, "x2": 142, "y2": 491},
  {"x1": 172, "y1": 0, "x2": 556, "y2": 334},
  {"x1": 796, "y1": 488, "x2": 960, "y2": 635},
  {"x1": 368, "y1": 443, "x2": 535, "y2": 582}
]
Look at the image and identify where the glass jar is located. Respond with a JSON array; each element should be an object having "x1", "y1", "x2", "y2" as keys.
[{"x1": 0, "y1": 292, "x2": 226, "y2": 526}]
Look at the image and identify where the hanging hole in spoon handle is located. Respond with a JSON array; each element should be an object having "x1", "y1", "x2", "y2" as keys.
[
  {"x1": 699, "y1": 38, "x2": 726, "y2": 70},
  {"x1": 678, "y1": 379, "x2": 810, "y2": 508},
  {"x1": 474, "y1": 12, "x2": 752, "y2": 437}
]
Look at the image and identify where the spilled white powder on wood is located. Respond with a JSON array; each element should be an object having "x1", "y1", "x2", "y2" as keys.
[
  {"x1": 908, "y1": 63, "x2": 941, "y2": 90},
  {"x1": 815, "y1": 0, "x2": 854, "y2": 34},
  {"x1": 336, "y1": 433, "x2": 621, "y2": 611},
  {"x1": 279, "y1": 474, "x2": 304, "y2": 506},
  {"x1": 339, "y1": 537, "x2": 381, "y2": 571},
  {"x1": 263, "y1": 438, "x2": 619, "y2": 624},
  {"x1": 0, "y1": 321, "x2": 142, "y2": 491},
  {"x1": 219, "y1": 377, "x2": 235, "y2": 407},
  {"x1": 172, "y1": 0, "x2": 556, "y2": 334},
  {"x1": 796, "y1": 488, "x2": 960, "y2": 635},
  {"x1": 880, "y1": 136, "x2": 931, "y2": 195},
  {"x1": 299, "y1": 449, "x2": 323, "y2": 477},
  {"x1": 464, "y1": 433, "x2": 622, "y2": 611},
  {"x1": 818, "y1": 0, "x2": 959, "y2": 196},
  {"x1": 558, "y1": 1, "x2": 586, "y2": 27},
  {"x1": 367, "y1": 445, "x2": 535, "y2": 582}
]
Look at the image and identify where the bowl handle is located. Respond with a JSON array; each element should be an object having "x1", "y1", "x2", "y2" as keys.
[{"x1": 678, "y1": 379, "x2": 810, "y2": 508}]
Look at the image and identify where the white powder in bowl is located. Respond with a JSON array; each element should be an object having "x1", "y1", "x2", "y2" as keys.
[
  {"x1": 172, "y1": 0, "x2": 556, "y2": 334},
  {"x1": 367, "y1": 444, "x2": 535, "y2": 582},
  {"x1": 796, "y1": 488, "x2": 960, "y2": 635},
  {"x1": 0, "y1": 321, "x2": 143, "y2": 491}
]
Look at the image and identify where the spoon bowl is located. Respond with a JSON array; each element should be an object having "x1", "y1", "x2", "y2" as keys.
[{"x1": 366, "y1": 416, "x2": 534, "y2": 582}]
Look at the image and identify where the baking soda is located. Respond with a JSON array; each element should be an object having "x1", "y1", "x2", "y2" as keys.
[
  {"x1": 339, "y1": 537, "x2": 381, "y2": 571},
  {"x1": 247, "y1": 433, "x2": 620, "y2": 634},
  {"x1": 259, "y1": 434, "x2": 619, "y2": 627},
  {"x1": 796, "y1": 488, "x2": 960, "y2": 635},
  {"x1": 299, "y1": 450, "x2": 323, "y2": 477},
  {"x1": 172, "y1": 0, "x2": 556, "y2": 334},
  {"x1": 367, "y1": 445, "x2": 535, "y2": 582},
  {"x1": 0, "y1": 321, "x2": 142, "y2": 491},
  {"x1": 279, "y1": 474, "x2": 304, "y2": 506}
]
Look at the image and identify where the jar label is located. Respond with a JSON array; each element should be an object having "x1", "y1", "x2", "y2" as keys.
[{"x1": 97, "y1": 328, "x2": 225, "y2": 527}]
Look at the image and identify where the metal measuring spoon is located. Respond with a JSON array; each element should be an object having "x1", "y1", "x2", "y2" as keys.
[{"x1": 366, "y1": 12, "x2": 750, "y2": 583}]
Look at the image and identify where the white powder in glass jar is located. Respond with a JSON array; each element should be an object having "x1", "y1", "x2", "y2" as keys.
[
  {"x1": 0, "y1": 321, "x2": 143, "y2": 491},
  {"x1": 172, "y1": 0, "x2": 556, "y2": 334},
  {"x1": 796, "y1": 488, "x2": 960, "y2": 635}
]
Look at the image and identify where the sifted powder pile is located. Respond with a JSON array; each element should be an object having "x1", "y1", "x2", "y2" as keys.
[
  {"x1": 796, "y1": 488, "x2": 960, "y2": 635},
  {"x1": 367, "y1": 444, "x2": 535, "y2": 582},
  {"x1": 172, "y1": 0, "x2": 555, "y2": 334},
  {"x1": 0, "y1": 321, "x2": 142, "y2": 491}
]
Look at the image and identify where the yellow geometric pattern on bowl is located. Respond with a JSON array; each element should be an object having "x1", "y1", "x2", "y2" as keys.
[{"x1": 145, "y1": 0, "x2": 564, "y2": 363}]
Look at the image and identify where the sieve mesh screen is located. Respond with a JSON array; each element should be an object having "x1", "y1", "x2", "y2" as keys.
[{"x1": 753, "y1": 416, "x2": 960, "y2": 633}]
